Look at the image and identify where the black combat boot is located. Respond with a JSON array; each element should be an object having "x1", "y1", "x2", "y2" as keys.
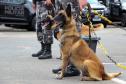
[
  {"x1": 32, "y1": 42, "x2": 45, "y2": 57},
  {"x1": 52, "y1": 64, "x2": 80, "y2": 77},
  {"x1": 38, "y1": 44, "x2": 52, "y2": 59}
]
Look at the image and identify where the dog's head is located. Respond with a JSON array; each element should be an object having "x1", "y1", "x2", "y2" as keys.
[{"x1": 52, "y1": 4, "x2": 73, "y2": 29}]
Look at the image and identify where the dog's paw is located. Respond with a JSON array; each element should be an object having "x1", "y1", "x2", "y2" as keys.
[
  {"x1": 80, "y1": 76, "x2": 88, "y2": 81},
  {"x1": 56, "y1": 74, "x2": 63, "y2": 80},
  {"x1": 57, "y1": 71, "x2": 61, "y2": 74},
  {"x1": 80, "y1": 77, "x2": 85, "y2": 81}
]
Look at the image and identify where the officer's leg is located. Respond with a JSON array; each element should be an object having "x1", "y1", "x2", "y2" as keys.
[
  {"x1": 38, "y1": 29, "x2": 53, "y2": 59},
  {"x1": 32, "y1": 42, "x2": 45, "y2": 57},
  {"x1": 32, "y1": 22, "x2": 45, "y2": 57},
  {"x1": 52, "y1": 63, "x2": 80, "y2": 77},
  {"x1": 32, "y1": 1, "x2": 46, "y2": 57},
  {"x1": 38, "y1": 43, "x2": 52, "y2": 59}
]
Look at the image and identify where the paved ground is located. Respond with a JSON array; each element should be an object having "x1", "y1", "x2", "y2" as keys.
[{"x1": 0, "y1": 25, "x2": 126, "y2": 84}]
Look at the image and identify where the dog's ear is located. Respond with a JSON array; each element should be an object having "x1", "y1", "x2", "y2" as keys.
[{"x1": 65, "y1": 3, "x2": 71, "y2": 17}]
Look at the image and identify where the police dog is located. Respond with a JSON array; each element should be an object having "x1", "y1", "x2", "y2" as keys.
[{"x1": 52, "y1": 4, "x2": 122, "y2": 81}]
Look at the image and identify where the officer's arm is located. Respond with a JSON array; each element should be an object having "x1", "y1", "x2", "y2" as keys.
[
  {"x1": 32, "y1": 0, "x2": 36, "y2": 11},
  {"x1": 79, "y1": 0, "x2": 87, "y2": 10},
  {"x1": 45, "y1": 0, "x2": 53, "y2": 5}
]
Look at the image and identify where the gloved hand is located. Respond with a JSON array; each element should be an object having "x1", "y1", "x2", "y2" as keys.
[{"x1": 45, "y1": 0, "x2": 52, "y2": 6}]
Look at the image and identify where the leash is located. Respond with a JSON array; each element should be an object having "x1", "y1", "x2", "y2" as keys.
[
  {"x1": 79, "y1": 3, "x2": 126, "y2": 70},
  {"x1": 94, "y1": 32, "x2": 126, "y2": 70},
  {"x1": 92, "y1": 10, "x2": 112, "y2": 25},
  {"x1": 85, "y1": 3, "x2": 92, "y2": 48}
]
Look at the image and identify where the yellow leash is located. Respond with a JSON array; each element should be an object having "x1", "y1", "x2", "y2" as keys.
[
  {"x1": 97, "y1": 39, "x2": 126, "y2": 70},
  {"x1": 93, "y1": 23, "x2": 126, "y2": 70},
  {"x1": 92, "y1": 10, "x2": 112, "y2": 24}
]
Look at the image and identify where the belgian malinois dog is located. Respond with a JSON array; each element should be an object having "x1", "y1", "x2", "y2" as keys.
[{"x1": 52, "y1": 4, "x2": 122, "y2": 81}]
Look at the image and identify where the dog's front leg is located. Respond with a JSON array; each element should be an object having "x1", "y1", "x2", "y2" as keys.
[{"x1": 57, "y1": 54, "x2": 69, "y2": 79}]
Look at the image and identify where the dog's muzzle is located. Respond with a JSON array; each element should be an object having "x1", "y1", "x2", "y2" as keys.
[{"x1": 53, "y1": 18, "x2": 64, "y2": 28}]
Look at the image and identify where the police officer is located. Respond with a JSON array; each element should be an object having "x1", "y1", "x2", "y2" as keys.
[{"x1": 32, "y1": 0, "x2": 54, "y2": 59}]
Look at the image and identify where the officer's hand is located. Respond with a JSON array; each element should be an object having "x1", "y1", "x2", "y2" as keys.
[
  {"x1": 32, "y1": 4, "x2": 36, "y2": 12},
  {"x1": 45, "y1": 0, "x2": 52, "y2": 6},
  {"x1": 79, "y1": 0, "x2": 87, "y2": 10}
]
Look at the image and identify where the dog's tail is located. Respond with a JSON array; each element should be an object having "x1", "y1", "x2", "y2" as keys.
[{"x1": 104, "y1": 72, "x2": 122, "y2": 80}]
